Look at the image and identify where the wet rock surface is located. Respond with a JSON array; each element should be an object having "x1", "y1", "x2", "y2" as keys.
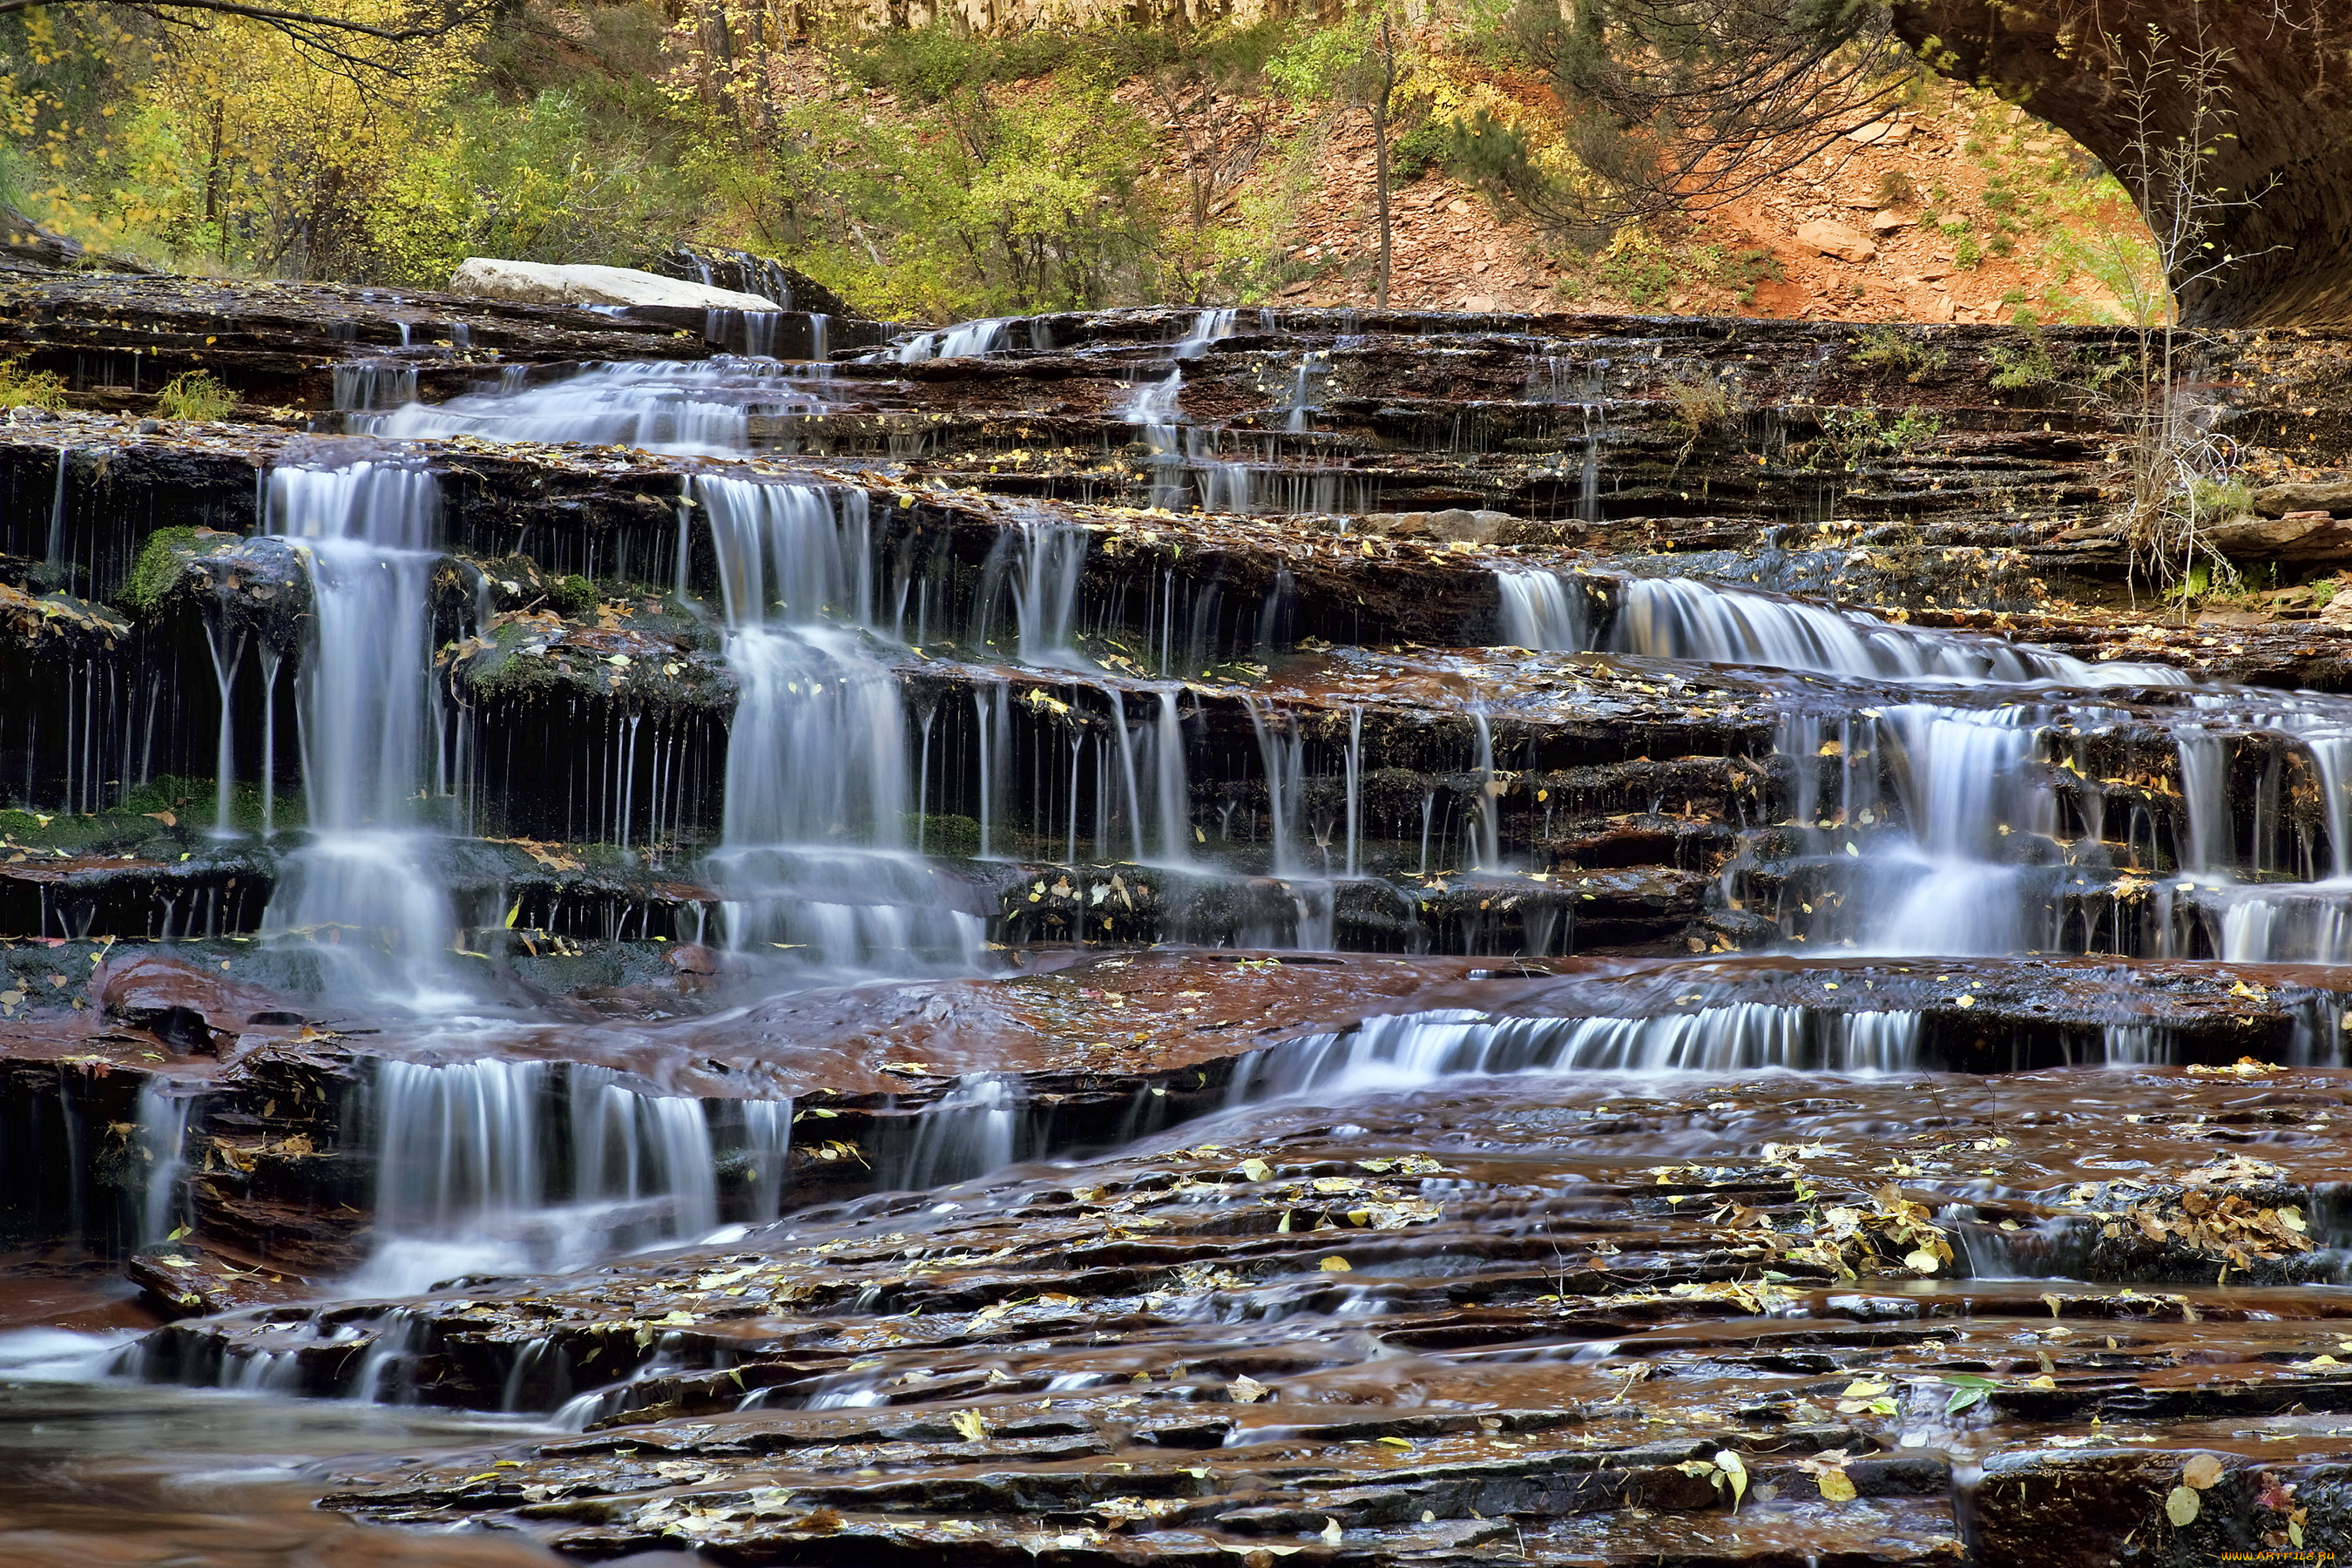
[
  {"x1": 122, "y1": 1059, "x2": 2351, "y2": 1567},
  {"x1": 2, "y1": 288, "x2": 2352, "y2": 1566}
]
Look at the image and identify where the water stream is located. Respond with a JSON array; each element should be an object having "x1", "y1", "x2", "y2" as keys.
[{"x1": 14, "y1": 305, "x2": 2352, "y2": 1563}]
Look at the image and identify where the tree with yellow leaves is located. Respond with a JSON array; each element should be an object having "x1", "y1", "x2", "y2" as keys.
[{"x1": 2, "y1": 0, "x2": 487, "y2": 274}]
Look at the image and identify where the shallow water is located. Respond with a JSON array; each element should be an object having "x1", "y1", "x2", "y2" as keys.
[{"x1": 0, "y1": 1338, "x2": 585, "y2": 1568}]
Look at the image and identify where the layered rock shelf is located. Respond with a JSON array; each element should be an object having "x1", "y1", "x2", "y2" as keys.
[{"x1": 3, "y1": 274, "x2": 2352, "y2": 1567}]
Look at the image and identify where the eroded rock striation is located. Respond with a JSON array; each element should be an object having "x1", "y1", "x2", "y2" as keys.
[{"x1": 1, "y1": 279, "x2": 2350, "y2": 1565}]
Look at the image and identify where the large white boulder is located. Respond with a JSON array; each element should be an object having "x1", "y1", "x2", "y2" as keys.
[{"x1": 447, "y1": 258, "x2": 781, "y2": 311}]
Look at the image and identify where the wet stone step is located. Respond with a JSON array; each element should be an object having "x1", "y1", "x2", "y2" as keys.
[
  {"x1": 97, "y1": 1061, "x2": 2352, "y2": 1566},
  {"x1": 3, "y1": 292, "x2": 2352, "y2": 1564},
  {"x1": 10, "y1": 947, "x2": 2352, "y2": 1293}
]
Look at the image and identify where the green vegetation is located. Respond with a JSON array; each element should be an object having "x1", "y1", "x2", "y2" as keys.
[
  {"x1": 1662, "y1": 371, "x2": 1745, "y2": 450},
  {"x1": 1986, "y1": 337, "x2": 2058, "y2": 391},
  {"x1": 118, "y1": 526, "x2": 198, "y2": 619},
  {"x1": 154, "y1": 370, "x2": 233, "y2": 422},
  {"x1": 1810, "y1": 406, "x2": 1943, "y2": 471},
  {"x1": 2186, "y1": 476, "x2": 2254, "y2": 522},
  {"x1": 548, "y1": 574, "x2": 599, "y2": 618},
  {"x1": 1850, "y1": 326, "x2": 1949, "y2": 383},
  {"x1": 908, "y1": 813, "x2": 983, "y2": 857},
  {"x1": 0, "y1": 0, "x2": 2174, "y2": 328},
  {"x1": 0, "y1": 357, "x2": 68, "y2": 410},
  {"x1": 0, "y1": 774, "x2": 298, "y2": 845},
  {"x1": 1556, "y1": 229, "x2": 1782, "y2": 310}
]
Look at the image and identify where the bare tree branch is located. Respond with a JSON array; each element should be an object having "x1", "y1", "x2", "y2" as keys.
[
  {"x1": 0, "y1": 0, "x2": 495, "y2": 76},
  {"x1": 1449, "y1": 0, "x2": 1916, "y2": 246}
]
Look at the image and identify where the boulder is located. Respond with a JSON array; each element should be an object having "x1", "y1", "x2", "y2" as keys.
[
  {"x1": 1795, "y1": 220, "x2": 1876, "y2": 263},
  {"x1": 2203, "y1": 510, "x2": 2352, "y2": 562},
  {"x1": 446, "y1": 258, "x2": 781, "y2": 312},
  {"x1": 2252, "y1": 478, "x2": 2352, "y2": 517}
]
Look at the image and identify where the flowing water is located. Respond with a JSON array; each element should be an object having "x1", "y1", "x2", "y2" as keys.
[{"x1": 12, "y1": 304, "x2": 2352, "y2": 1564}]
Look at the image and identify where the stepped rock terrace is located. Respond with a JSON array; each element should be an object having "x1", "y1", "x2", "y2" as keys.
[{"x1": 1, "y1": 276, "x2": 2351, "y2": 1566}]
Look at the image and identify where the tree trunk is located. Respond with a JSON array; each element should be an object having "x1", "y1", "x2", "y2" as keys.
[{"x1": 1896, "y1": 0, "x2": 2352, "y2": 326}]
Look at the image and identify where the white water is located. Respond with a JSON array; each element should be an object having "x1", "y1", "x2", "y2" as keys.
[
  {"x1": 260, "y1": 459, "x2": 457, "y2": 1003},
  {"x1": 355, "y1": 1056, "x2": 793, "y2": 1295},
  {"x1": 1497, "y1": 567, "x2": 2184, "y2": 688},
  {"x1": 977, "y1": 516, "x2": 1093, "y2": 670},
  {"x1": 1232, "y1": 1004, "x2": 1923, "y2": 1099},
  {"x1": 133, "y1": 1082, "x2": 192, "y2": 1247},
  {"x1": 378, "y1": 359, "x2": 834, "y2": 455},
  {"x1": 1174, "y1": 308, "x2": 1237, "y2": 359},
  {"x1": 696, "y1": 475, "x2": 985, "y2": 970},
  {"x1": 886, "y1": 317, "x2": 1010, "y2": 362}
]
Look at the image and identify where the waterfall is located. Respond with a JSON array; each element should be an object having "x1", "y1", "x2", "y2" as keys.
[
  {"x1": 380, "y1": 360, "x2": 788, "y2": 453},
  {"x1": 880, "y1": 1074, "x2": 1021, "y2": 1190},
  {"x1": 888, "y1": 318, "x2": 1010, "y2": 363},
  {"x1": 332, "y1": 363, "x2": 418, "y2": 428},
  {"x1": 1283, "y1": 351, "x2": 1328, "y2": 433},
  {"x1": 1245, "y1": 697, "x2": 1305, "y2": 876},
  {"x1": 133, "y1": 1081, "x2": 193, "y2": 1247},
  {"x1": 977, "y1": 516, "x2": 1092, "y2": 670},
  {"x1": 1850, "y1": 705, "x2": 2063, "y2": 956},
  {"x1": 1152, "y1": 688, "x2": 1193, "y2": 865},
  {"x1": 1124, "y1": 370, "x2": 1186, "y2": 509},
  {"x1": 1229, "y1": 1005, "x2": 1924, "y2": 1099},
  {"x1": 1496, "y1": 569, "x2": 1587, "y2": 651},
  {"x1": 356, "y1": 1057, "x2": 793, "y2": 1295},
  {"x1": 260, "y1": 458, "x2": 456, "y2": 1001},
  {"x1": 696, "y1": 475, "x2": 983, "y2": 970},
  {"x1": 2173, "y1": 730, "x2": 2232, "y2": 874},
  {"x1": 1174, "y1": 308, "x2": 1237, "y2": 359},
  {"x1": 1495, "y1": 568, "x2": 2183, "y2": 687}
]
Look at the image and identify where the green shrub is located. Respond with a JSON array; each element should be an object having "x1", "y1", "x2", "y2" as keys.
[
  {"x1": 1850, "y1": 325, "x2": 1949, "y2": 382},
  {"x1": 1875, "y1": 170, "x2": 1920, "y2": 209},
  {"x1": 1987, "y1": 338, "x2": 2058, "y2": 390},
  {"x1": 1388, "y1": 113, "x2": 1456, "y2": 185},
  {"x1": 2186, "y1": 476, "x2": 2254, "y2": 520},
  {"x1": 1814, "y1": 405, "x2": 1943, "y2": 470},
  {"x1": 154, "y1": 371, "x2": 234, "y2": 422},
  {"x1": 0, "y1": 357, "x2": 69, "y2": 410},
  {"x1": 366, "y1": 89, "x2": 701, "y2": 287},
  {"x1": 1662, "y1": 372, "x2": 1743, "y2": 443},
  {"x1": 907, "y1": 813, "x2": 983, "y2": 856}
]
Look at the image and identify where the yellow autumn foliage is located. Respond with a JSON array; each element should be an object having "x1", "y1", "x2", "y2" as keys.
[{"x1": 2, "y1": 0, "x2": 486, "y2": 275}]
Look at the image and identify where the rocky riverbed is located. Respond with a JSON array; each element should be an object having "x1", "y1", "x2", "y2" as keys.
[{"x1": 1, "y1": 274, "x2": 2351, "y2": 1566}]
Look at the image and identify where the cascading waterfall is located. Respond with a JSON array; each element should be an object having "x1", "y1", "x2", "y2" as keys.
[
  {"x1": 1231, "y1": 1004, "x2": 1924, "y2": 1099},
  {"x1": 380, "y1": 360, "x2": 837, "y2": 454},
  {"x1": 1174, "y1": 308, "x2": 1237, "y2": 359},
  {"x1": 356, "y1": 1056, "x2": 793, "y2": 1294},
  {"x1": 1124, "y1": 370, "x2": 1186, "y2": 508},
  {"x1": 977, "y1": 516, "x2": 1092, "y2": 671},
  {"x1": 1152, "y1": 688, "x2": 1193, "y2": 866},
  {"x1": 1842, "y1": 704, "x2": 2063, "y2": 956},
  {"x1": 1495, "y1": 567, "x2": 1587, "y2": 649},
  {"x1": 887, "y1": 318, "x2": 1010, "y2": 363},
  {"x1": 1496, "y1": 567, "x2": 2183, "y2": 687},
  {"x1": 59, "y1": 301, "x2": 2352, "y2": 1533},
  {"x1": 260, "y1": 458, "x2": 456, "y2": 1002},
  {"x1": 879, "y1": 1073, "x2": 1022, "y2": 1190},
  {"x1": 133, "y1": 1081, "x2": 192, "y2": 1247},
  {"x1": 695, "y1": 475, "x2": 984, "y2": 970}
]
